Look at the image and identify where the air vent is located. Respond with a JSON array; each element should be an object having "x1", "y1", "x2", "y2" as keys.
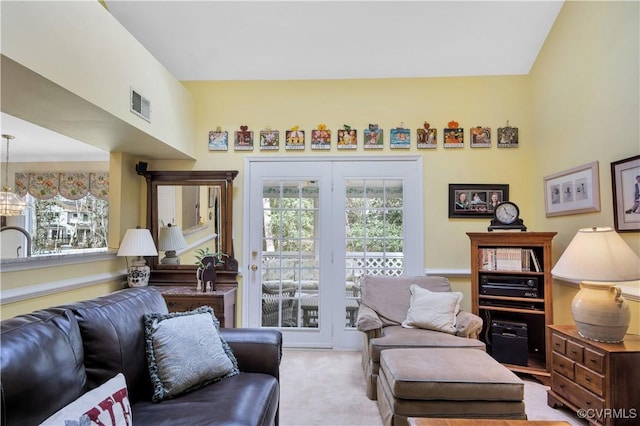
[{"x1": 130, "y1": 88, "x2": 151, "y2": 122}]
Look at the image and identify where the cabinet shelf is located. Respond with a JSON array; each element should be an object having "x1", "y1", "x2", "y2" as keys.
[
  {"x1": 479, "y1": 305, "x2": 546, "y2": 315},
  {"x1": 468, "y1": 232, "x2": 556, "y2": 382},
  {"x1": 479, "y1": 295, "x2": 545, "y2": 303}
]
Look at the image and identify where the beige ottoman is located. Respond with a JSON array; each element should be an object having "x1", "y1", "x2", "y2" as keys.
[{"x1": 377, "y1": 348, "x2": 527, "y2": 426}]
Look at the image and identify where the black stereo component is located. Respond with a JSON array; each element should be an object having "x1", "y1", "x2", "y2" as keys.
[
  {"x1": 491, "y1": 320, "x2": 528, "y2": 366},
  {"x1": 480, "y1": 275, "x2": 541, "y2": 298}
]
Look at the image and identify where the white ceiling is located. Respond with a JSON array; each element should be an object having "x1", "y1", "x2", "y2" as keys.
[
  {"x1": 2, "y1": 0, "x2": 564, "y2": 162},
  {"x1": 106, "y1": 0, "x2": 564, "y2": 81}
]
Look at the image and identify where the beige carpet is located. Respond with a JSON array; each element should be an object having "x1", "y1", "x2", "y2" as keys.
[{"x1": 279, "y1": 349, "x2": 588, "y2": 426}]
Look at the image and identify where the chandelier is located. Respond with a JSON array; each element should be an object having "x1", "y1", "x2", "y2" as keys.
[{"x1": 1, "y1": 134, "x2": 27, "y2": 216}]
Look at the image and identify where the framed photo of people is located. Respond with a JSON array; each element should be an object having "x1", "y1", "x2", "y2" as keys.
[
  {"x1": 448, "y1": 184, "x2": 509, "y2": 218},
  {"x1": 611, "y1": 155, "x2": 640, "y2": 232}
]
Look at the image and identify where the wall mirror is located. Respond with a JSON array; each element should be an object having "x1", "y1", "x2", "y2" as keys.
[{"x1": 143, "y1": 169, "x2": 238, "y2": 286}]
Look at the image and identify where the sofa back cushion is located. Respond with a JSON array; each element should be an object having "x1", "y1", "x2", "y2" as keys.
[
  {"x1": 0, "y1": 309, "x2": 87, "y2": 426},
  {"x1": 360, "y1": 275, "x2": 452, "y2": 326},
  {"x1": 60, "y1": 287, "x2": 168, "y2": 404}
]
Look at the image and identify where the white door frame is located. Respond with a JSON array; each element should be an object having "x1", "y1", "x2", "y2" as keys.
[{"x1": 242, "y1": 155, "x2": 424, "y2": 347}]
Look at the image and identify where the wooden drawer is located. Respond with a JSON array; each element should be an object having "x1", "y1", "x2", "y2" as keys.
[
  {"x1": 566, "y1": 340, "x2": 584, "y2": 363},
  {"x1": 551, "y1": 333, "x2": 566, "y2": 355},
  {"x1": 553, "y1": 372, "x2": 604, "y2": 412},
  {"x1": 575, "y1": 363, "x2": 605, "y2": 396},
  {"x1": 552, "y1": 352, "x2": 575, "y2": 379},
  {"x1": 583, "y1": 347, "x2": 605, "y2": 374}
]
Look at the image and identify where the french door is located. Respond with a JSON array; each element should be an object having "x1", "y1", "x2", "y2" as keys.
[{"x1": 244, "y1": 157, "x2": 423, "y2": 349}]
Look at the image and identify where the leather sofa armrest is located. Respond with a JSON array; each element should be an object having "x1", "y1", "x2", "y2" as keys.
[
  {"x1": 356, "y1": 304, "x2": 383, "y2": 333},
  {"x1": 455, "y1": 311, "x2": 483, "y2": 339},
  {"x1": 220, "y1": 328, "x2": 282, "y2": 380}
]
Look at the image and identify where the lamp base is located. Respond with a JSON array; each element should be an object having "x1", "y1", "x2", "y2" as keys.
[
  {"x1": 571, "y1": 281, "x2": 631, "y2": 343},
  {"x1": 161, "y1": 250, "x2": 180, "y2": 265},
  {"x1": 127, "y1": 257, "x2": 151, "y2": 287}
]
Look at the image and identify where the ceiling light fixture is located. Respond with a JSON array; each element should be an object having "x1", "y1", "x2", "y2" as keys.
[{"x1": 0, "y1": 134, "x2": 27, "y2": 217}]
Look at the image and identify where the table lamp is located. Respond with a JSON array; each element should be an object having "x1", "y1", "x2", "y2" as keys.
[
  {"x1": 551, "y1": 227, "x2": 639, "y2": 343},
  {"x1": 158, "y1": 223, "x2": 188, "y2": 264},
  {"x1": 117, "y1": 227, "x2": 158, "y2": 287}
]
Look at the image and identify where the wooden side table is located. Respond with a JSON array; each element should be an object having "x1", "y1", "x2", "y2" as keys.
[
  {"x1": 156, "y1": 285, "x2": 236, "y2": 328},
  {"x1": 547, "y1": 324, "x2": 640, "y2": 426}
]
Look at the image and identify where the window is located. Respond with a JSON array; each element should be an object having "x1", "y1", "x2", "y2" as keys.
[{"x1": 27, "y1": 193, "x2": 108, "y2": 255}]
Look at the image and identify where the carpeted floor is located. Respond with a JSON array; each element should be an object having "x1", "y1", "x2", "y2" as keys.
[{"x1": 279, "y1": 349, "x2": 588, "y2": 426}]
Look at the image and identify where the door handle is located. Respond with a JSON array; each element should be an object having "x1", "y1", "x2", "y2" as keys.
[{"x1": 251, "y1": 264, "x2": 258, "y2": 272}]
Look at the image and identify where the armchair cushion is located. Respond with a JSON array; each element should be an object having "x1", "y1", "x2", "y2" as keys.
[
  {"x1": 356, "y1": 304, "x2": 383, "y2": 332},
  {"x1": 402, "y1": 284, "x2": 462, "y2": 334},
  {"x1": 361, "y1": 275, "x2": 452, "y2": 326}
]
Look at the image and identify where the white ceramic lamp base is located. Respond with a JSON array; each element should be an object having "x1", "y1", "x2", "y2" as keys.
[
  {"x1": 127, "y1": 258, "x2": 151, "y2": 287},
  {"x1": 571, "y1": 281, "x2": 631, "y2": 343}
]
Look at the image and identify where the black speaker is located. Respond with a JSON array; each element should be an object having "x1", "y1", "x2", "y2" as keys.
[
  {"x1": 491, "y1": 319, "x2": 528, "y2": 366},
  {"x1": 135, "y1": 161, "x2": 148, "y2": 176}
]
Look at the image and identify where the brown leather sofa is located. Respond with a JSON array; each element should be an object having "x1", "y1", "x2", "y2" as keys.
[{"x1": 1, "y1": 287, "x2": 282, "y2": 426}]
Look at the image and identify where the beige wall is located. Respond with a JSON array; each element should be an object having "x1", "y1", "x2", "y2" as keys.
[
  {"x1": 2, "y1": 2, "x2": 638, "y2": 330},
  {"x1": 529, "y1": 0, "x2": 639, "y2": 333},
  {"x1": 0, "y1": 1, "x2": 195, "y2": 157}
]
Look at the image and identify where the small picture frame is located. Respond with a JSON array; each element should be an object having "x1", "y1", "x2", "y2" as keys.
[
  {"x1": 311, "y1": 129, "x2": 331, "y2": 150},
  {"x1": 444, "y1": 128, "x2": 464, "y2": 148},
  {"x1": 497, "y1": 126, "x2": 519, "y2": 148},
  {"x1": 337, "y1": 128, "x2": 357, "y2": 149},
  {"x1": 544, "y1": 161, "x2": 600, "y2": 217},
  {"x1": 208, "y1": 130, "x2": 228, "y2": 151},
  {"x1": 417, "y1": 128, "x2": 437, "y2": 149},
  {"x1": 390, "y1": 128, "x2": 410, "y2": 149},
  {"x1": 448, "y1": 184, "x2": 509, "y2": 218},
  {"x1": 285, "y1": 130, "x2": 305, "y2": 150},
  {"x1": 234, "y1": 126, "x2": 253, "y2": 151},
  {"x1": 611, "y1": 155, "x2": 640, "y2": 232},
  {"x1": 470, "y1": 127, "x2": 491, "y2": 148},
  {"x1": 363, "y1": 125, "x2": 383, "y2": 149},
  {"x1": 260, "y1": 129, "x2": 280, "y2": 150}
]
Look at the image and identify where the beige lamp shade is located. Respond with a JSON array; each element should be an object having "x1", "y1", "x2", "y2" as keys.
[
  {"x1": 551, "y1": 227, "x2": 640, "y2": 282},
  {"x1": 158, "y1": 224, "x2": 187, "y2": 264},
  {"x1": 552, "y1": 227, "x2": 639, "y2": 343},
  {"x1": 117, "y1": 228, "x2": 158, "y2": 257},
  {"x1": 159, "y1": 224, "x2": 188, "y2": 251},
  {"x1": 117, "y1": 228, "x2": 158, "y2": 287}
]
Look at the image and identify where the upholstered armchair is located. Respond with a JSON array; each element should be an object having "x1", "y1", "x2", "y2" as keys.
[{"x1": 356, "y1": 275, "x2": 485, "y2": 400}]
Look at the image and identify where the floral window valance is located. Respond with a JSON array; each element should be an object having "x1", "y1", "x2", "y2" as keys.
[{"x1": 14, "y1": 172, "x2": 109, "y2": 201}]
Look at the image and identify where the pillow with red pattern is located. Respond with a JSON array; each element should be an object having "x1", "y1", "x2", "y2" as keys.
[{"x1": 39, "y1": 373, "x2": 131, "y2": 426}]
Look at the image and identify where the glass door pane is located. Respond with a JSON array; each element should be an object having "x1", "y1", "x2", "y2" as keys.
[{"x1": 261, "y1": 180, "x2": 320, "y2": 329}]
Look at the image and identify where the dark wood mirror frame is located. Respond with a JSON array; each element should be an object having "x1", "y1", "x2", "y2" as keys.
[{"x1": 142, "y1": 170, "x2": 239, "y2": 287}]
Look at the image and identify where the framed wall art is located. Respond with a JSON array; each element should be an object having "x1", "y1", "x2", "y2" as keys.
[
  {"x1": 611, "y1": 154, "x2": 640, "y2": 232},
  {"x1": 208, "y1": 129, "x2": 228, "y2": 151},
  {"x1": 259, "y1": 129, "x2": 279, "y2": 150},
  {"x1": 544, "y1": 161, "x2": 600, "y2": 217},
  {"x1": 234, "y1": 125, "x2": 253, "y2": 151},
  {"x1": 363, "y1": 124, "x2": 383, "y2": 149},
  {"x1": 390, "y1": 127, "x2": 410, "y2": 149},
  {"x1": 417, "y1": 122, "x2": 437, "y2": 149},
  {"x1": 470, "y1": 126, "x2": 491, "y2": 148},
  {"x1": 285, "y1": 128, "x2": 305, "y2": 150},
  {"x1": 337, "y1": 126, "x2": 357, "y2": 150},
  {"x1": 497, "y1": 123, "x2": 518, "y2": 148},
  {"x1": 444, "y1": 121, "x2": 463, "y2": 148},
  {"x1": 448, "y1": 183, "x2": 509, "y2": 218},
  {"x1": 311, "y1": 124, "x2": 331, "y2": 150}
]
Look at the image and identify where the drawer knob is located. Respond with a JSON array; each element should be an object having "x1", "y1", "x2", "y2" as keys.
[{"x1": 585, "y1": 377, "x2": 591, "y2": 382}]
